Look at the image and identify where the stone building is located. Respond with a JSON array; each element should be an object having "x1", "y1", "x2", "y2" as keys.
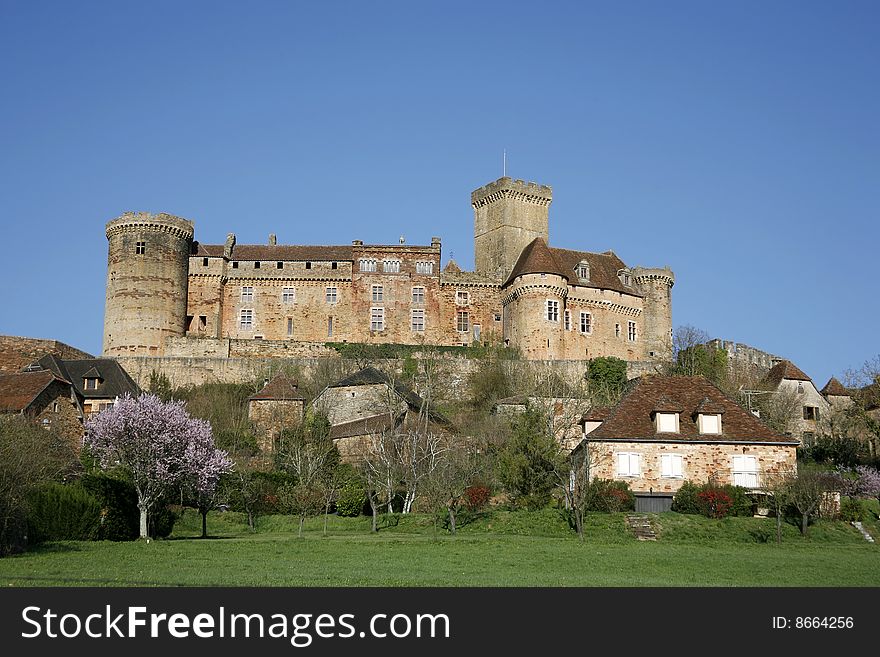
[
  {"x1": 0, "y1": 335, "x2": 93, "y2": 374},
  {"x1": 101, "y1": 176, "x2": 674, "y2": 364},
  {"x1": 0, "y1": 370, "x2": 83, "y2": 447},
  {"x1": 572, "y1": 375, "x2": 799, "y2": 504},
  {"x1": 247, "y1": 373, "x2": 306, "y2": 451},
  {"x1": 760, "y1": 360, "x2": 830, "y2": 446}
]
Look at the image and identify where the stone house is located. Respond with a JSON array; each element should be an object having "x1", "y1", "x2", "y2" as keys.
[
  {"x1": 25, "y1": 355, "x2": 140, "y2": 417},
  {"x1": 101, "y1": 176, "x2": 674, "y2": 366},
  {"x1": 0, "y1": 370, "x2": 83, "y2": 447},
  {"x1": 571, "y1": 376, "x2": 799, "y2": 508},
  {"x1": 313, "y1": 366, "x2": 452, "y2": 460},
  {"x1": 493, "y1": 394, "x2": 589, "y2": 451},
  {"x1": 247, "y1": 373, "x2": 306, "y2": 451},
  {"x1": 760, "y1": 360, "x2": 830, "y2": 446}
]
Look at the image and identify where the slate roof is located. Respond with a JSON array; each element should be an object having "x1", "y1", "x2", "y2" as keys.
[
  {"x1": 27, "y1": 355, "x2": 140, "y2": 400},
  {"x1": 582, "y1": 406, "x2": 611, "y2": 423},
  {"x1": 0, "y1": 370, "x2": 68, "y2": 412},
  {"x1": 587, "y1": 375, "x2": 795, "y2": 443},
  {"x1": 249, "y1": 373, "x2": 305, "y2": 401},
  {"x1": 820, "y1": 377, "x2": 850, "y2": 397},
  {"x1": 193, "y1": 243, "x2": 354, "y2": 262},
  {"x1": 761, "y1": 360, "x2": 812, "y2": 388},
  {"x1": 328, "y1": 413, "x2": 402, "y2": 441},
  {"x1": 503, "y1": 237, "x2": 639, "y2": 296}
]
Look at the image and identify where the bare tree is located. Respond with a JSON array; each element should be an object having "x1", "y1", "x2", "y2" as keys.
[
  {"x1": 761, "y1": 469, "x2": 796, "y2": 543},
  {"x1": 788, "y1": 466, "x2": 837, "y2": 536},
  {"x1": 672, "y1": 325, "x2": 711, "y2": 376},
  {"x1": 422, "y1": 440, "x2": 484, "y2": 534},
  {"x1": 357, "y1": 428, "x2": 400, "y2": 530}
]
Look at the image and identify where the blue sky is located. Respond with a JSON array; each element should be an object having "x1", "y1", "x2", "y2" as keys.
[{"x1": 1, "y1": 1, "x2": 877, "y2": 386}]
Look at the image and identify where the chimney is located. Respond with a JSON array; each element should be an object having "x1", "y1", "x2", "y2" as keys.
[
  {"x1": 431, "y1": 236, "x2": 441, "y2": 247},
  {"x1": 268, "y1": 233, "x2": 277, "y2": 245},
  {"x1": 352, "y1": 240, "x2": 363, "y2": 246},
  {"x1": 224, "y1": 233, "x2": 236, "y2": 259}
]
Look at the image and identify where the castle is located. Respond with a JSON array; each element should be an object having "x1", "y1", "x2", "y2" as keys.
[{"x1": 101, "y1": 176, "x2": 674, "y2": 363}]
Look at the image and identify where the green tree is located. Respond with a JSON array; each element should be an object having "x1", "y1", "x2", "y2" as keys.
[
  {"x1": 586, "y1": 357, "x2": 628, "y2": 406},
  {"x1": 496, "y1": 405, "x2": 564, "y2": 509}
]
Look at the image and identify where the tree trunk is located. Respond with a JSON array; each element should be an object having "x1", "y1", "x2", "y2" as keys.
[
  {"x1": 298, "y1": 512, "x2": 306, "y2": 538},
  {"x1": 575, "y1": 508, "x2": 584, "y2": 541},
  {"x1": 323, "y1": 502, "x2": 330, "y2": 536},
  {"x1": 775, "y1": 509, "x2": 782, "y2": 544},
  {"x1": 247, "y1": 510, "x2": 254, "y2": 531},
  {"x1": 138, "y1": 503, "x2": 149, "y2": 540},
  {"x1": 448, "y1": 506, "x2": 456, "y2": 535},
  {"x1": 801, "y1": 512, "x2": 809, "y2": 536},
  {"x1": 201, "y1": 509, "x2": 208, "y2": 538},
  {"x1": 371, "y1": 499, "x2": 378, "y2": 533}
]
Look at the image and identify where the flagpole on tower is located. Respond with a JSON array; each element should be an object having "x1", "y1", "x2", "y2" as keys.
[{"x1": 503, "y1": 149, "x2": 507, "y2": 177}]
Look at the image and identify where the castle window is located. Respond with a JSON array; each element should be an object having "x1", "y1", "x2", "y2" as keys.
[
  {"x1": 412, "y1": 286, "x2": 425, "y2": 304},
  {"x1": 660, "y1": 454, "x2": 683, "y2": 479},
  {"x1": 232, "y1": 261, "x2": 239, "y2": 269},
  {"x1": 580, "y1": 312, "x2": 592, "y2": 334},
  {"x1": 282, "y1": 287, "x2": 296, "y2": 304},
  {"x1": 254, "y1": 261, "x2": 261, "y2": 269},
  {"x1": 628, "y1": 321, "x2": 637, "y2": 342},
  {"x1": 732, "y1": 455, "x2": 758, "y2": 488},
  {"x1": 287, "y1": 317, "x2": 293, "y2": 337},
  {"x1": 370, "y1": 307, "x2": 385, "y2": 331},
  {"x1": 411, "y1": 309, "x2": 425, "y2": 332},
  {"x1": 199, "y1": 315, "x2": 206, "y2": 329},
  {"x1": 494, "y1": 313, "x2": 502, "y2": 321},
  {"x1": 360, "y1": 259, "x2": 377, "y2": 272},
  {"x1": 332, "y1": 261, "x2": 338, "y2": 270},
  {"x1": 305, "y1": 261, "x2": 312, "y2": 269},
  {"x1": 456, "y1": 291, "x2": 469, "y2": 306},
  {"x1": 135, "y1": 241, "x2": 145, "y2": 255},
  {"x1": 546, "y1": 300, "x2": 559, "y2": 322},
  {"x1": 576, "y1": 261, "x2": 590, "y2": 281},
  {"x1": 803, "y1": 406, "x2": 819, "y2": 421},
  {"x1": 698, "y1": 413, "x2": 722, "y2": 434},
  {"x1": 383, "y1": 260, "x2": 400, "y2": 273},
  {"x1": 416, "y1": 261, "x2": 434, "y2": 275},
  {"x1": 241, "y1": 286, "x2": 254, "y2": 303},
  {"x1": 457, "y1": 311, "x2": 469, "y2": 333},
  {"x1": 239, "y1": 309, "x2": 253, "y2": 330},
  {"x1": 84, "y1": 378, "x2": 100, "y2": 391},
  {"x1": 277, "y1": 261, "x2": 283, "y2": 269},
  {"x1": 797, "y1": 382, "x2": 805, "y2": 394},
  {"x1": 53, "y1": 401, "x2": 59, "y2": 413},
  {"x1": 615, "y1": 323, "x2": 621, "y2": 338},
  {"x1": 371, "y1": 285, "x2": 384, "y2": 302},
  {"x1": 327, "y1": 317, "x2": 333, "y2": 337},
  {"x1": 564, "y1": 310, "x2": 571, "y2": 331},
  {"x1": 618, "y1": 269, "x2": 632, "y2": 286},
  {"x1": 473, "y1": 324, "x2": 481, "y2": 342},
  {"x1": 326, "y1": 286, "x2": 338, "y2": 304},
  {"x1": 203, "y1": 258, "x2": 209, "y2": 267}
]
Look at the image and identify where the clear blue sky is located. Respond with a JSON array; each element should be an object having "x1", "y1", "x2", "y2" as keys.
[{"x1": 1, "y1": 1, "x2": 877, "y2": 386}]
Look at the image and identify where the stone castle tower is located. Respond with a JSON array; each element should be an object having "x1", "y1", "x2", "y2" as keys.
[
  {"x1": 103, "y1": 212, "x2": 194, "y2": 356},
  {"x1": 472, "y1": 177, "x2": 552, "y2": 281},
  {"x1": 633, "y1": 267, "x2": 675, "y2": 359}
]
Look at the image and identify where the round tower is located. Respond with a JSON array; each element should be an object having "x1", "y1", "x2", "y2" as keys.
[
  {"x1": 502, "y1": 273, "x2": 568, "y2": 359},
  {"x1": 102, "y1": 212, "x2": 194, "y2": 356},
  {"x1": 632, "y1": 267, "x2": 675, "y2": 362}
]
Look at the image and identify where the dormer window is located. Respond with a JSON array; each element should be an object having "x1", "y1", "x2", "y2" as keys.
[
  {"x1": 698, "y1": 413, "x2": 722, "y2": 434},
  {"x1": 655, "y1": 412, "x2": 679, "y2": 433},
  {"x1": 618, "y1": 268, "x2": 632, "y2": 286},
  {"x1": 576, "y1": 260, "x2": 590, "y2": 281},
  {"x1": 84, "y1": 377, "x2": 100, "y2": 391}
]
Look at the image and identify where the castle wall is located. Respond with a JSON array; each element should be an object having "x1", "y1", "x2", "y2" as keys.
[
  {"x1": 247, "y1": 399, "x2": 305, "y2": 451},
  {"x1": 0, "y1": 335, "x2": 93, "y2": 373},
  {"x1": 314, "y1": 383, "x2": 407, "y2": 425}
]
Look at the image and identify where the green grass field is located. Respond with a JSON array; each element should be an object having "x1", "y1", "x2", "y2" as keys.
[{"x1": 1, "y1": 506, "x2": 878, "y2": 587}]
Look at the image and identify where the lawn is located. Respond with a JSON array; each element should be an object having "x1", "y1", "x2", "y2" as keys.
[{"x1": 1, "y1": 508, "x2": 877, "y2": 587}]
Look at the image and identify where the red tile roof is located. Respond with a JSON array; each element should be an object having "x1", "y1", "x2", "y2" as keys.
[
  {"x1": 761, "y1": 360, "x2": 812, "y2": 388},
  {"x1": 504, "y1": 237, "x2": 639, "y2": 296},
  {"x1": 820, "y1": 377, "x2": 850, "y2": 397},
  {"x1": 249, "y1": 374, "x2": 305, "y2": 401},
  {"x1": 588, "y1": 375, "x2": 795, "y2": 443},
  {"x1": 329, "y1": 413, "x2": 400, "y2": 440},
  {"x1": 0, "y1": 371, "x2": 67, "y2": 412}
]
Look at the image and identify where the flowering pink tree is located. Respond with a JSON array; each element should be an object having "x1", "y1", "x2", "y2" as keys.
[
  {"x1": 85, "y1": 393, "x2": 226, "y2": 539},
  {"x1": 185, "y1": 431, "x2": 233, "y2": 538}
]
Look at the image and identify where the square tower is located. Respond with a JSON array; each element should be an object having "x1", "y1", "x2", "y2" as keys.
[{"x1": 472, "y1": 177, "x2": 552, "y2": 280}]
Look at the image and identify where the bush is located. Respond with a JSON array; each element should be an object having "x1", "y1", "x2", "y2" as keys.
[
  {"x1": 671, "y1": 481, "x2": 702, "y2": 514},
  {"x1": 585, "y1": 479, "x2": 635, "y2": 513},
  {"x1": 26, "y1": 482, "x2": 101, "y2": 543},
  {"x1": 464, "y1": 485, "x2": 491, "y2": 511},
  {"x1": 149, "y1": 500, "x2": 178, "y2": 539},
  {"x1": 673, "y1": 481, "x2": 752, "y2": 518},
  {"x1": 80, "y1": 474, "x2": 139, "y2": 541},
  {"x1": 840, "y1": 498, "x2": 865, "y2": 522},
  {"x1": 697, "y1": 489, "x2": 734, "y2": 519},
  {"x1": 335, "y1": 482, "x2": 366, "y2": 517}
]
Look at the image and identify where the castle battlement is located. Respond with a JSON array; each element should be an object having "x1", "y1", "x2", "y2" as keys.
[
  {"x1": 106, "y1": 212, "x2": 194, "y2": 241},
  {"x1": 471, "y1": 177, "x2": 553, "y2": 208}
]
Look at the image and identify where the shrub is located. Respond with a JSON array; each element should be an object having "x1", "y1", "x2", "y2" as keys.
[
  {"x1": 335, "y1": 481, "x2": 366, "y2": 517},
  {"x1": 149, "y1": 500, "x2": 178, "y2": 538},
  {"x1": 80, "y1": 473, "x2": 139, "y2": 541},
  {"x1": 840, "y1": 498, "x2": 865, "y2": 522},
  {"x1": 717, "y1": 484, "x2": 753, "y2": 517},
  {"x1": 585, "y1": 479, "x2": 635, "y2": 513},
  {"x1": 464, "y1": 485, "x2": 491, "y2": 511},
  {"x1": 26, "y1": 482, "x2": 102, "y2": 543},
  {"x1": 697, "y1": 489, "x2": 734, "y2": 519},
  {"x1": 671, "y1": 481, "x2": 702, "y2": 514}
]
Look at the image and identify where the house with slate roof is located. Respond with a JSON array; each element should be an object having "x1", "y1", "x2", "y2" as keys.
[
  {"x1": 571, "y1": 375, "x2": 799, "y2": 510},
  {"x1": 760, "y1": 360, "x2": 830, "y2": 446},
  {"x1": 247, "y1": 373, "x2": 306, "y2": 451},
  {"x1": 0, "y1": 370, "x2": 83, "y2": 446}
]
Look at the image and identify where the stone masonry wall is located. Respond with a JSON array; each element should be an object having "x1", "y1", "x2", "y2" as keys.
[
  {"x1": 587, "y1": 440, "x2": 797, "y2": 493},
  {"x1": 0, "y1": 335, "x2": 93, "y2": 373},
  {"x1": 314, "y1": 383, "x2": 407, "y2": 425},
  {"x1": 247, "y1": 399, "x2": 305, "y2": 451},
  {"x1": 29, "y1": 381, "x2": 84, "y2": 450}
]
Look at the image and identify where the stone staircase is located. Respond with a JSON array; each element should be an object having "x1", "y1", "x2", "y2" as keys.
[
  {"x1": 852, "y1": 521, "x2": 875, "y2": 543},
  {"x1": 626, "y1": 514, "x2": 659, "y2": 541}
]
